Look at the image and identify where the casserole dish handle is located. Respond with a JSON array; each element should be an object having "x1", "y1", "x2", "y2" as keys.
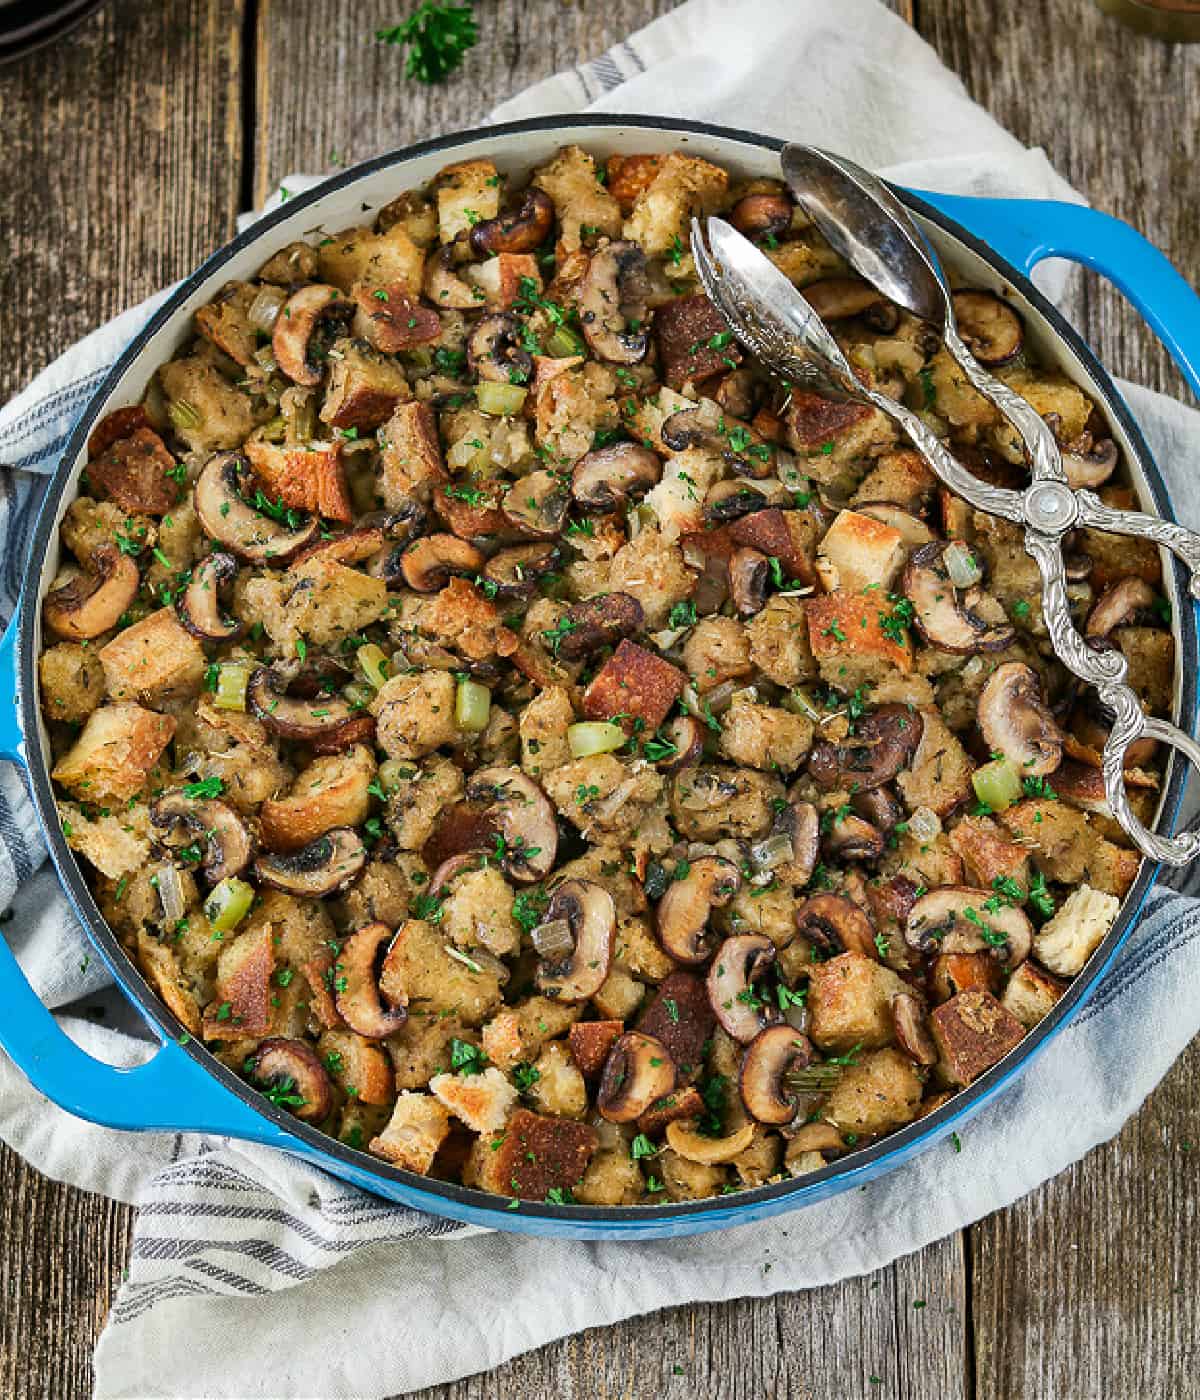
[
  {"x1": 918, "y1": 194, "x2": 1200, "y2": 397},
  {"x1": 0, "y1": 615, "x2": 295, "y2": 1144}
]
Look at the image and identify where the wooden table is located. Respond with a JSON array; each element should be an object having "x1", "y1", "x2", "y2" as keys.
[{"x1": 2, "y1": 2, "x2": 1198, "y2": 1395}]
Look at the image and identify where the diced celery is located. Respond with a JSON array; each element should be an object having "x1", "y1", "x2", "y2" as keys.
[
  {"x1": 972, "y1": 757, "x2": 1022, "y2": 811},
  {"x1": 204, "y1": 876, "x2": 255, "y2": 934},
  {"x1": 356, "y1": 642, "x2": 390, "y2": 691},
  {"x1": 213, "y1": 662, "x2": 251, "y2": 712},
  {"x1": 167, "y1": 399, "x2": 201, "y2": 431},
  {"x1": 567, "y1": 721, "x2": 626, "y2": 758},
  {"x1": 545, "y1": 325, "x2": 586, "y2": 359},
  {"x1": 476, "y1": 381, "x2": 528, "y2": 417},
  {"x1": 455, "y1": 677, "x2": 492, "y2": 732}
]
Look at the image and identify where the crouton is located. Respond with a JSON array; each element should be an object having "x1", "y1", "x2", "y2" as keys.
[
  {"x1": 591, "y1": 966, "x2": 647, "y2": 1021},
  {"x1": 850, "y1": 449, "x2": 936, "y2": 510},
  {"x1": 729, "y1": 508, "x2": 819, "y2": 586},
  {"x1": 582, "y1": 639, "x2": 686, "y2": 734},
  {"x1": 136, "y1": 931, "x2": 202, "y2": 1035},
  {"x1": 606, "y1": 527, "x2": 697, "y2": 631},
  {"x1": 806, "y1": 592, "x2": 914, "y2": 687},
  {"x1": 482, "y1": 997, "x2": 581, "y2": 1071},
  {"x1": 52, "y1": 703, "x2": 175, "y2": 802},
  {"x1": 419, "y1": 576, "x2": 516, "y2": 664},
  {"x1": 60, "y1": 497, "x2": 155, "y2": 568},
  {"x1": 623, "y1": 152, "x2": 727, "y2": 258},
  {"x1": 816, "y1": 510, "x2": 908, "y2": 593},
  {"x1": 380, "y1": 918, "x2": 503, "y2": 1027},
  {"x1": 644, "y1": 447, "x2": 725, "y2": 540},
  {"x1": 59, "y1": 802, "x2": 150, "y2": 881},
  {"x1": 1001, "y1": 801, "x2": 1139, "y2": 896},
  {"x1": 568, "y1": 1020, "x2": 625, "y2": 1079},
  {"x1": 283, "y1": 555, "x2": 388, "y2": 645},
  {"x1": 671, "y1": 765, "x2": 783, "y2": 842},
  {"x1": 316, "y1": 1028, "x2": 395, "y2": 1106},
  {"x1": 372, "y1": 668, "x2": 458, "y2": 759},
  {"x1": 895, "y1": 709, "x2": 974, "y2": 817},
  {"x1": 87, "y1": 426, "x2": 178, "y2": 516},
  {"x1": 1033, "y1": 884, "x2": 1120, "y2": 976},
  {"x1": 532, "y1": 145, "x2": 622, "y2": 252},
  {"x1": 351, "y1": 281, "x2": 441, "y2": 354},
  {"x1": 745, "y1": 595, "x2": 818, "y2": 687},
  {"x1": 158, "y1": 356, "x2": 257, "y2": 453},
  {"x1": 718, "y1": 696, "x2": 813, "y2": 772},
  {"x1": 319, "y1": 338, "x2": 411, "y2": 431},
  {"x1": 386, "y1": 755, "x2": 464, "y2": 850},
  {"x1": 468, "y1": 1108, "x2": 598, "y2": 1201},
  {"x1": 257, "y1": 241, "x2": 319, "y2": 285},
  {"x1": 99, "y1": 607, "x2": 206, "y2": 703},
  {"x1": 520, "y1": 685, "x2": 575, "y2": 778},
  {"x1": 637, "y1": 971, "x2": 715, "y2": 1082},
  {"x1": 243, "y1": 439, "x2": 352, "y2": 523},
  {"x1": 807, "y1": 951, "x2": 910, "y2": 1054},
  {"x1": 823, "y1": 1047, "x2": 925, "y2": 1135},
  {"x1": 1001, "y1": 959, "x2": 1068, "y2": 1029},
  {"x1": 614, "y1": 914, "x2": 676, "y2": 984},
  {"x1": 948, "y1": 816, "x2": 1031, "y2": 888},
  {"x1": 194, "y1": 281, "x2": 260, "y2": 367},
  {"x1": 680, "y1": 616, "x2": 753, "y2": 694},
  {"x1": 464, "y1": 252, "x2": 542, "y2": 310},
  {"x1": 434, "y1": 158, "x2": 502, "y2": 244},
  {"x1": 430, "y1": 1066, "x2": 518, "y2": 1133},
  {"x1": 786, "y1": 393, "x2": 894, "y2": 472},
  {"x1": 260, "y1": 745, "x2": 375, "y2": 851},
  {"x1": 654, "y1": 294, "x2": 741, "y2": 388},
  {"x1": 441, "y1": 865, "x2": 522, "y2": 958},
  {"x1": 606, "y1": 153, "x2": 666, "y2": 213},
  {"x1": 379, "y1": 401, "x2": 446, "y2": 508},
  {"x1": 203, "y1": 925, "x2": 275, "y2": 1039},
  {"x1": 388, "y1": 1011, "x2": 475, "y2": 1090},
  {"x1": 369, "y1": 1092, "x2": 452, "y2": 1173},
  {"x1": 528, "y1": 1041, "x2": 589, "y2": 1120},
  {"x1": 1115, "y1": 627, "x2": 1174, "y2": 714},
  {"x1": 317, "y1": 221, "x2": 425, "y2": 296},
  {"x1": 39, "y1": 643, "x2": 107, "y2": 723},
  {"x1": 930, "y1": 988, "x2": 1025, "y2": 1086},
  {"x1": 573, "y1": 1148, "x2": 645, "y2": 1206}
]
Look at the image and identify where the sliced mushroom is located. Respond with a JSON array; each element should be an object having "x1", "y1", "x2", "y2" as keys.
[
  {"x1": 713, "y1": 367, "x2": 761, "y2": 421},
  {"x1": 254, "y1": 827, "x2": 366, "y2": 898},
  {"x1": 597, "y1": 1031, "x2": 677, "y2": 1123},
  {"x1": 481, "y1": 541, "x2": 562, "y2": 598},
  {"x1": 822, "y1": 812, "x2": 886, "y2": 863},
  {"x1": 399, "y1": 533, "x2": 485, "y2": 592},
  {"x1": 740, "y1": 1024, "x2": 812, "y2": 1125},
  {"x1": 656, "y1": 855, "x2": 741, "y2": 964},
  {"x1": 272, "y1": 284, "x2": 354, "y2": 386},
  {"x1": 334, "y1": 920, "x2": 408, "y2": 1039},
  {"x1": 1063, "y1": 435, "x2": 1119, "y2": 489},
  {"x1": 534, "y1": 879, "x2": 616, "y2": 1003},
  {"x1": 43, "y1": 544, "x2": 140, "y2": 640},
  {"x1": 247, "y1": 666, "x2": 375, "y2": 751},
  {"x1": 423, "y1": 245, "x2": 482, "y2": 310},
  {"x1": 786, "y1": 1120, "x2": 846, "y2": 1154},
  {"x1": 578, "y1": 240, "x2": 651, "y2": 364},
  {"x1": 245, "y1": 1038, "x2": 334, "y2": 1123},
  {"x1": 891, "y1": 992, "x2": 938, "y2": 1065},
  {"x1": 500, "y1": 469, "x2": 569, "y2": 538},
  {"x1": 707, "y1": 933, "x2": 781, "y2": 1043},
  {"x1": 902, "y1": 542, "x2": 1015, "y2": 653},
  {"x1": 464, "y1": 767, "x2": 557, "y2": 882},
  {"x1": 978, "y1": 661, "x2": 1064, "y2": 777},
  {"x1": 802, "y1": 277, "x2": 889, "y2": 322},
  {"x1": 193, "y1": 452, "x2": 318, "y2": 565},
  {"x1": 470, "y1": 187, "x2": 555, "y2": 256},
  {"x1": 704, "y1": 479, "x2": 782, "y2": 524},
  {"x1": 852, "y1": 784, "x2": 903, "y2": 833},
  {"x1": 661, "y1": 408, "x2": 776, "y2": 479},
  {"x1": 729, "y1": 190, "x2": 793, "y2": 239},
  {"x1": 1086, "y1": 577, "x2": 1158, "y2": 640},
  {"x1": 855, "y1": 501, "x2": 937, "y2": 549},
  {"x1": 808, "y1": 704, "x2": 925, "y2": 791},
  {"x1": 176, "y1": 550, "x2": 243, "y2": 642},
  {"x1": 775, "y1": 800, "x2": 821, "y2": 886},
  {"x1": 468, "y1": 313, "x2": 532, "y2": 384},
  {"x1": 554, "y1": 592, "x2": 644, "y2": 661},
  {"x1": 951, "y1": 290, "x2": 1023, "y2": 366},
  {"x1": 151, "y1": 791, "x2": 253, "y2": 885},
  {"x1": 665, "y1": 1116, "x2": 757, "y2": 1164},
  {"x1": 905, "y1": 886, "x2": 1032, "y2": 966},
  {"x1": 794, "y1": 894, "x2": 878, "y2": 959},
  {"x1": 570, "y1": 442, "x2": 661, "y2": 512},
  {"x1": 729, "y1": 547, "x2": 770, "y2": 617},
  {"x1": 648, "y1": 713, "x2": 704, "y2": 772}
]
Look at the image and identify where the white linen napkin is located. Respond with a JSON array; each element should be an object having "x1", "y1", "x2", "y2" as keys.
[{"x1": 1, "y1": 1, "x2": 1198, "y2": 1395}]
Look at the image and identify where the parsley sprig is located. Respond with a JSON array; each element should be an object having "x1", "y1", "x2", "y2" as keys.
[{"x1": 376, "y1": 4, "x2": 479, "y2": 84}]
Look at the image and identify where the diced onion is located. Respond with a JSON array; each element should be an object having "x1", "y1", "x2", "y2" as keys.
[
  {"x1": 445, "y1": 946, "x2": 483, "y2": 974},
  {"x1": 455, "y1": 677, "x2": 492, "y2": 732},
  {"x1": 204, "y1": 877, "x2": 255, "y2": 934},
  {"x1": 247, "y1": 286, "x2": 287, "y2": 333},
  {"x1": 477, "y1": 382, "x2": 528, "y2": 417},
  {"x1": 944, "y1": 540, "x2": 984, "y2": 589},
  {"x1": 650, "y1": 627, "x2": 686, "y2": 651},
  {"x1": 356, "y1": 643, "x2": 390, "y2": 691},
  {"x1": 971, "y1": 757, "x2": 1022, "y2": 812},
  {"x1": 155, "y1": 862, "x2": 187, "y2": 926},
  {"x1": 531, "y1": 917, "x2": 574, "y2": 959},
  {"x1": 213, "y1": 662, "x2": 251, "y2": 712},
  {"x1": 702, "y1": 680, "x2": 737, "y2": 717},
  {"x1": 567, "y1": 721, "x2": 626, "y2": 758},
  {"x1": 378, "y1": 758, "x2": 413, "y2": 792},
  {"x1": 447, "y1": 435, "x2": 485, "y2": 470},
  {"x1": 908, "y1": 806, "x2": 942, "y2": 845}
]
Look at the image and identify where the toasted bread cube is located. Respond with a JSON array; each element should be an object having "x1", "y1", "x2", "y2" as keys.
[
  {"x1": 680, "y1": 616, "x2": 753, "y2": 694},
  {"x1": 1001, "y1": 960, "x2": 1068, "y2": 1029},
  {"x1": 930, "y1": 952, "x2": 1000, "y2": 1005},
  {"x1": 468, "y1": 1108, "x2": 598, "y2": 1200},
  {"x1": 380, "y1": 918, "x2": 503, "y2": 1027},
  {"x1": 465, "y1": 253, "x2": 541, "y2": 309},
  {"x1": 896, "y1": 709, "x2": 974, "y2": 817},
  {"x1": 203, "y1": 925, "x2": 275, "y2": 1038},
  {"x1": 643, "y1": 446, "x2": 725, "y2": 540},
  {"x1": 615, "y1": 914, "x2": 676, "y2": 984},
  {"x1": 317, "y1": 1028, "x2": 396, "y2": 1107},
  {"x1": 371, "y1": 668, "x2": 458, "y2": 759},
  {"x1": 808, "y1": 951, "x2": 910, "y2": 1054},
  {"x1": 158, "y1": 356, "x2": 256, "y2": 454},
  {"x1": 317, "y1": 222, "x2": 425, "y2": 297},
  {"x1": 88, "y1": 426, "x2": 178, "y2": 515},
  {"x1": 257, "y1": 241, "x2": 319, "y2": 285},
  {"x1": 1033, "y1": 884, "x2": 1120, "y2": 976},
  {"x1": 654, "y1": 294, "x2": 741, "y2": 388},
  {"x1": 1001, "y1": 802, "x2": 1139, "y2": 896},
  {"x1": 816, "y1": 509, "x2": 908, "y2": 593},
  {"x1": 729, "y1": 508, "x2": 818, "y2": 586},
  {"x1": 732, "y1": 1126, "x2": 783, "y2": 1187},
  {"x1": 622, "y1": 385, "x2": 694, "y2": 456},
  {"x1": 379, "y1": 400, "x2": 446, "y2": 508},
  {"x1": 441, "y1": 865, "x2": 522, "y2": 958},
  {"x1": 623, "y1": 152, "x2": 727, "y2": 258},
  {"x1": 718, "y1": 696, "x2": 813, "y2": 772},
  {"x1": 430, "y1": 1066, "x2": 518, "y2": 1133},
  {"x1": 39, "y1": 642, "x2": 107, "y2": 724},
  {"x1": 948, "y1": 816, "x2": 1031, "y2": 888},
  {"x1": 194, "y1": 281, "x2": 259, "y2": 367},
  {"x1": 243, "y1": 439, "x2": 352, "y2": 523},
  {"x1": 420, "y1": 576, "x2": 515, "y2": 664},
  {"x1": 387, "y1": 1011, "x2": 474, "y2": 1091},
  {"x1": 519, "y1": 684, "x2": 575, "y2": 778},
  {"x1": 434, "y1": 158, "x2": 502, "y2": 244},
  {"x1": 568, "y1": 1020, "x2": 625, "y2": 1079},
  {"x1": 283, "y1": 555, "x2": 389, "y2": 645},
  {"x1": 823, "y1": 1047, "x2": 924, "y2": 1136},
  {"x1": 659, "y1": 1147, "x2": 727, "y2": 1201},
  {"x1": 606, "y1": 528, "x2": 697, "y2": 631},
  {"x1": 136, "y1": 930, "x2": 202, "y2": 1034},
  {"x1": 99, "y1": 608, "x2": 205, "y2": 703},
  {"x1": 528, "y1": 1041, "x2": 589, "y2": 1120},
  {"x1": 806, "y1": 592, "x2": 914, "y2": 687},
  {"x1": 931, "y1": 988, "x2": 1025, "y2": 1086},
  {"x1": 385, "y1": 755, "x2": 464, "y2": 850},
  {"x1": 850, "y1": 449, "x2": 936, "y2": 511},
  {"x1": 636, "y1": 970, "x2": 714, "y2": 1080},
  {"x1": 745, "y1": 595, "x2": 818, "y2": 687},
  {"x1": 532, "y1": 145, "x2": 622, "y2": 253},
  {"x1": 369, "y1": 1092, "x2": 452, "y2": 1174},
  {"x1": 59, "y1": 801, "x2": 150, "y2": 881},
  {"x1": 52, "y1": 702, "x2": 175, "y2": 802},
  {"x1": 590, "y1": 965, "x2": 647, "y2": 1022},
  {"x1": 606, "y1": 153, "x2": 666, "y2": 213},
  {"x1": 670, "y1": 765, "x2": 783, "y2": 843},
  {"x1": 786, "y1": 393, "x2": 893, "y2": 473},
  {"x1": 260, "y1": 745, "x2": 375, "y2": 851},
  {"x1": 582, "y1": 639, "x2": 686, "y2": 734},
  {"x1": 482, "y1": 996, "x2": 581, "y2": 1072},
  {"x1": 1116, "y1": 626, "x2": 1174, "y2": 714},
  {"x1": 573, "y1": 1148, "x2": 646, "y2": 1206},
  {"x1": 320, "y1": 337, "x2": 411, "y2": 431}
]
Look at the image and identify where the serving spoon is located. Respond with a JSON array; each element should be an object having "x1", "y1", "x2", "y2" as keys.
[{"x1": 690, "y1": 212, "x2": 1200, "y2": 865}]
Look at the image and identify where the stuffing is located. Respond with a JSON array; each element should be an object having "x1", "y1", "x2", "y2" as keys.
[
  {"x1": 823, "y1": 1048, "x2": 925, "y2": 1136},
  {"x1": 895, "y1": 709, "x2": 974, "y2": 817},
  {"x1": 654, "y1": 294, "x2": 742, "y2": 389},
  {"x1": 728, "y1": 508, "x2": 819, "y2": 586},
  {"x1": 385, "y1": 755, "x2": 464, "y2": 849},
  {"x1": 745, "y1": 595, "x2": 818, "y2": 687},
  {"x1": 816, "y1": 509, "x2": 908, "y2": 593},
  {"x1": 1000, "y1": 960, "x2": 1068, "y2": 1029},
  {"x1": 282, "y1": 555, "x2": 389, "y2": 646},
  {"x1": 378, "y1": 401, "x2": 447, "y2": 507},
  {"x1": 259, "y1": 746, "x2": 375, "y2": 851},
  {"x1": 622, "y1": 152, "x2": 728, "y2": 257},
  {"x1": 320, "y1": 337, "x2": 412, "y2": 431},
  {"x1": 680, "y1": 616, "x2": 753, "y2": 693},
  {"x1": 194, "y1": 281, "x2": 260, "y2": 367},
  {"x1": 582, "y1": 639, "x2": 686, "y2": 734},
  {"x1": 573, "y1": 1148, "x2": 645, "y2": 1206},
  {"x1": 330, "y1": 857, "x2": 417, "y2": 934},
  {"x1": 671, "y1": 765, "x2": 783, "y2": 842},
  {"x1": 52, "y1": 703, "x2": 175, "y2": 802},
  {"x1": 243, "y1": 439, "x2": 353, "y2": 523},
  {"x1": 930, "y1": 988, "x2": 1025, "y2": 1087},
  {"x1": 528, "y1": 1041, "x2": 589, "y2": 1120},
  {"x1": 1033, "y1": 884, "x2": 1121, "y2": 976},
  {"x1": 718, "y1": 695, "x2": 813, "y2": 772},
  {"x1": 466, "y1": 1108, "x2": 598, "y2": 1201},
  {"x1": 317, "y1": 221, "x2": 425, "y2": 296},
  {"x1": 482, "y1": 996, "x2": 581, "y2": 1071},
  {"x1": 61, "y1": 497, "x2": 155, "y2": 567},
  {"x1": 850, "y1": 449, "x2": 936, "y2": 511},
  {"x1": 388, "y1": 1012, "x2": 476, "y2": 1091},
  {"x1": 59, "y1": 802, "x2": 150, "y2": 881},
  {"x1": 948, "y1": 816, "x2": 1031, "y2": 888},
  {"x1": 658, "y1": 1148, "x2": 727, "y2": 1201},
  {"x1": 807, "y1": 951, "x2": 910, "y2": 1054},
  {"x1": 99, "y1": 607, "x2": 206, "y2": 703},
  {"x1": 380, "y1": 918, "x2": 503, "y2": 1026},
  {"x1": 543, "y1": 754, "x2": 664, "y2": 843},
  {"x1": 430, "y1": 1066, "x2": 518, "y2": 1133},
  {"x1": 39, "y1": 643, "x2": 107, "y2": 723},
  {"x1": 1000, "y1": 801, "x2": 1140, "y2": 897},
  {"x1": 317, "y1": 1029, "x2": 395, "y2": 1106},
  {"x1": 606, "y1": 527, "x2": 697, "y2": 630},
  {"x1": 158, "y1": 357, "x2": 257, "y2": 453},
  {"x1": 371, "y1": 669, "x2": 459, "y2": 759},
  {"x1": 532, "y1": 145, "x2": 622, "y2": 252},
  {"x1": 369, "y1": 1092, "x2": 452, "y2": 1173},
  {"x1": 136, "y1": 932, "x2": 202, "y2": 1035},
  {"x1": 519, "y1": 685, "x2": 575, "y2": 778},
  {"x1": 441, "y1": 865, "x2": 522, "y2": 957},
  {"x1": 806, "y1": 591, "x2": 914, "y2": 687}
]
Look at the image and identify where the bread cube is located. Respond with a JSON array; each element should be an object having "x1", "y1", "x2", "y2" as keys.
[
  {"x1": 379, "y1": 918, "x2": 503, "y2": 1027},
  {"x1": 136, "y1": 930, "x2": 202, "y2": 1035},
  {"x1": 99, "y1": 608, "x2": 205, "y2": 703},
  {"x1": 930, "y1": 988, "x2": 1025, "y2": 1086},
  {"x1": 948, "y1": 816, "x2": 1031, "y2": 888},
  {"x1": 1000, "y1": 960, "x2": 1068, "y2": 1029},
  {"x1": 317, "y1": 222, "x2": 425, "y2": 296},
  {"x1": 282, "y1": 555, "x2": 388, "y2": 645},
  {"x1": 388, "y1": 1011, "x2": 474, "y2": 1091},
  {"x1": 1033, "y1": 884, "x2": 1120, "y2": 976},
  {"x1": 745, "y1": 595, "x2": 818, "y2": 687},
  {"x1": 372, "y1": 669, "x2": 459, "y2": 759},
  {"x1": 203, "y1": 925, "x2": 275, "y2": 1038},
  {"x1": 467, "y1": 1108, "x2": 598, "y2": 1201},
  {"x1": 816, "y1": 509, "x2": 908, "y2": 593},
  {"x1": 532, "y1": 145, "x2": 622, "y2": 252},
  {"x1": 379, "y1": 401, "x2": 446, "y2": 508},
  {"x1": 850, "y1": 449, "x2": 936, "y2": 511},
  {"x1": 805, "y1": 591, "x2": 914, "y2": 687},
  {"x1": 520, "y1": 685, "x2": 576, "y2": 778},
  {"x1": 430, "y1": 1066, "x2": 518, "y2": 1133},
  {"x1": 320, "y1": 337, "x2": 411, "y2": 431},
  {"x1": 718, "y1": 696, "x2": 813, "y2": 772},
  {"x1": 51, "y1": 702, "x2": 175, "y2": 802},
  {"x1": 567, "y1": 1020, "x2": 625, "y2": 1079},
  {"x1": 441, "y1": 865, "x2": 522, "y2": 958},
  {"x1": 481, "y1": 996, "x2": 581, "y2": 1071},
  {"x1": 434, "y1": 158, "x2": 502, "y2": 244},
  {"x1": 1001, "y1": 802, "x2": 1139, "y2": 896},
  {"x1": 465, "y1": 252, "x2": 541, "y2": 309},
  {"x1": 729, "y1": 508, "x2": 818, "y2": 586},
  {"x1": 317, "y1": 1028, "x2": 395, "y2": 1107},
  {"x1": 807, "y1": 951, "x2": 910, "y2": 1054},
  {"x1": 896, "y1": 709, "x2": 974, "y2": 817},
  {"x1": 260, "y1": 745, "x2": 375, "y2": 851},
  {"x1": 59, "y1": 802, "x2": 150, "y2": 881},
  {"x1": 622, "y1": 152, "x2": 727, "y2": 257},
  {"x1": 583, "y1": 639, "x2": 686, "y2": 734},
  {"x1": 823, "y1": 1048, "x2": 924, "y2": 1136},
  {"x1": 654, "y1": 293, "x2": 741, "y2": 388},
  {"x1": 528, "y1": 1041, "x2": 588, "y2": 1120},
  {"x1": 369, "y1": 1092, "x2": 451, "y2": 1174},
  {"x1": 658, "y1": 1147, "x2": 727, "y2": 1201},
  {"x1": 680, "y1": 616, "x2": 753, "y2": 694}
]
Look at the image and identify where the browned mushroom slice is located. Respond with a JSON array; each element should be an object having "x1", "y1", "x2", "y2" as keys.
[
  {"x1": 729, "y1": 546, "x2": 770, "y2": 617},
  {"x1": 480, "y1": 541, "x2": 562, "y2": 598},
  {"x1": 399, "y1": 533, "x2": 485, "y2": 593},
  {"x1": 500, "y1": 469, "x2": 569, "y2": 537},
  {"x1": 470, "y1": 187, "x2": 555, "y2": 256},
  {"x1": 1063, "y1": 436, "x2": 1119, "y2": 489},
  {"x1": 579, "y1": 240, "x2": 651, "y2": 364},
  {"x1": 254, "y1": 827, "x2": 366, "y2": 899},
  {"x1": 770, "y1": 800, "x2": 821, "y2": 885},
  {"x1": 333, "y1": 920, "x2": 407, "y2": 1039},
  {"x1": 244, "y1": 1038, "x2": 334, "y2": 1123},
  {"x1": 43, "y1": 544, "x2": 140, "y2": 641},
  {"x1": 1086, "y1": 576, "x2": 1158, "y2": 639},
  {"x1": 739, "y1": 1024, "x2": 813, "y2": 1125},
  {"x1": 596, "y1": 1031, "x2": 677, "y2": 1123},
  {"x1": 533, "y1": 879, "x2": 616, "y2": 1003},
  {"x1": 468, "y1": 313, "x2": 533, "y2": 384},
  {"x1": 902, "y1": 542, "x2": 1015, "y2": 653},
  {"x1": 665, "y1": 1116, "x2": 757, "y2": 1164},
  {"x1": 822, "y1": 811, "x2": 886, "y2": 863},
  {"x1": 855, "y1": 501, "x2": 937, "y2": 550},
  {"x1": 713, "y1": 367, "x2": 761, "y2": 421},
  {"x1": 892, "y1": 992, "x2": 938, "y2": 1065},
  {"x1": 652, "y1": 713, "x2": 706, "y2": 771},
  {"x1": 423, "y1": 246, "x2": 482, "y2": 311},
  {"x1": 655, "y1": 855, "x2": 741, "y2": 964},
  {"x1": 705, "y1": 479, "x2": 780, "y2": 524},
  {"x1": 951, "y1": 291, "x2": 1023, "y2": 366},
  {"x1": 802, "y1": 277, "x2": 890, "y2": 322},
  {"x1": 661, "y1": 408, "x2": 776, "y2": 479},
  {"x1": 463, "y1": 767, "x2": 557, "y2": 882},
  {"x1": 978, "y1": 661, "x2": 1064, "y2": 777},
  {"x1": 729, "y1": 190, "x2": 793, "y2": 239},
  {"x1": 905, "y1": 886, "x2": 1032, "y2": 966},
  {"x1": 852, "y1": 784, "x2": 903, "y2": 833},
  {"x1": 794, "y1": 894, "x2": 879, "y2": 960},
  {"x1": 176, "y1": 551, "x2": 243, "y2": 642},
  {"x1": 272, "y1": 284, "x2": 354, "y2": 386},
  {"x1": 151, "y1": 791, "x2": 253, "y2": 885},
  {"x1": 571, "y1": 442, "x2": 661, "y2": 512},
  {"x1": 707, "y1": 933, "x2": 781, "y2": 1043},
  {"x1": 193, "y1": 453, "x2": 319, "y2": 566},
  {"x1": 247, "y1": 666, "x2": 374, "y2": 752},
  {"x1": 553, "y1": 592, "x2": 644, "y2": 661},
  {"x1": 807, "y1": 704, "x2": 924, "y2": 791}
]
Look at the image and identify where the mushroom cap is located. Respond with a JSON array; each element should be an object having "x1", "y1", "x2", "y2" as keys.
[
  {"x1": 664, "y1": 1116, "x2": 757, "y2": 1165},
  {"x1": 794, "y1": 894, "x2": 878, "y2": 959},
  {"x1": 554, "y1": 592, "x2": 644, "y2": 662},
  {"x1": 978, "y1": 661, "x2": 1064, "y2": 778},
  {"x1": 399, "y1": 533, "x2": 485, "y2": 593},
  {"x1": 902, "y1": 542, "x2": 1015, "y2": 654},
  {"x1": 254, "y1": 827, "x2": 367, "y2": 899},
  {"x1": 1085, "y1": 576, "x2": 1158, "y2": 640},
  {"x1": 905, "y1": 885, "x2": 1032, "y2": 966},
  {"x1": 739, "y1": 1024, "x2": 813, "y2": 1125},
  {"x1": 334, "y1": 920, "x2": 408, "y2": 1039},
  {"x1": 571, "y1": 442, "x2": 661, "y2": 512},
  {"x1": 468, "y1": 312, "x2": 532, "y2": 384},
  {"x1": 465, "y1": 767, "x2": 557, "y2": 882},
  {"x1": 469, "y1": 187, "x2": 555, "y2": 256},
  {"x1": 822, "y1": 811, "x2": 886, "y2": 864},
  {"x1": 655, "y1": 855, "x2": 741, "y2": 964},
  {"x1": 500, "y1": 468, "x2": 569, "y2": 538},
  {"x1": 193, "y1": 452, "x2": 319, "y2": 566},
  {"x1": 480, "y1": 541, "x2": 562, "y2": 598},
  {"x1": 176, "y1": 550, "x2": 244, "y2": 642},
  {"x1": 596, "y1": 1031, "x2": 677, "y2": 1123},
  {"x1": 578, "y1": 240, "x2": 651, "y2": 364},
  {"x1": 808, "y1": 703, "x2": 924, "y2": 791},
  {"x1": 653, "y1": 714, "x2": 707, "y2": 772},
  {"x1": 950, "y1": 290, "x2": 1023, "y2": 366},
  {"x1": 245, "y1": 1038, "x2": 335, "y2": 1123},
  {"x1": 728, "y1": 546, "x2": 770, "y2": 617},
  {"x1": 728, "y1": 190, "x2": 793, "y2": 239},
  {"x1": 43, "y1": 544, "x2": 140, "y2": 641},
  {"x1": 273, "y1": 283, "x2": 353, "y2": 386},
  {"x1": 533, "y1": 878, "x2": 616, "y2": 1003},
  {"x1": 1063, "y1": 436, "x2": 1119, "y2": 489},
  {"x1": 247, "y1": 666, "x2": 375, "y2": 752},
  {"x1": 707, "y1": 933, "x2": 781, "y2": 1043},
  {"x1": 151, "y1": 791, "x2": 254, "y2": 886}
]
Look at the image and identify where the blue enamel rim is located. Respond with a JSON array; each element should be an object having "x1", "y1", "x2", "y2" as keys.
[{"x1": 8, "y1": 114, "x2": 1196, "y2": 1237}]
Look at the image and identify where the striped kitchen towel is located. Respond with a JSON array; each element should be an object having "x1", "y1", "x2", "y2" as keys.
[{"x1": 0, "y1": 1, "x2": 1198, "y2": 1396}]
